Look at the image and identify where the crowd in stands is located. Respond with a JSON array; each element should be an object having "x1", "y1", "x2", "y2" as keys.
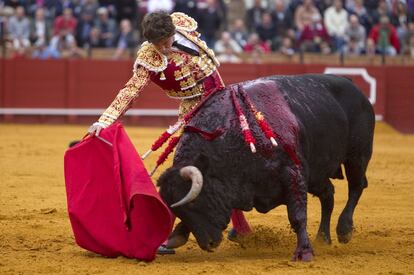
[{"x1": 0, "y1": 0, "x2": 414, "y2": 62}]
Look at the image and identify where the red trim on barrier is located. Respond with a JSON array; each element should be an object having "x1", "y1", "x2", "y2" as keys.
[{"x1": 0, "y1": 59, "x2": 413, "y2": 133}]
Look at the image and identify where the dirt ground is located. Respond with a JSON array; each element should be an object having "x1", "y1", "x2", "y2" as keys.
[{"x1": 0, "y1": 122, "x2": 413, "y2": 274}]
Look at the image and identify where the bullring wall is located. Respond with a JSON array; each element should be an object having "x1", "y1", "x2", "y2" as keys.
[{"x1": 0, "y1": 59, "x2": 413, "y2": 133}]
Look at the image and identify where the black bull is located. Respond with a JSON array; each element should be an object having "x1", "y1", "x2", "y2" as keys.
[{"x1": 158, "y1": 74, "x2": 375, "y2": 261}]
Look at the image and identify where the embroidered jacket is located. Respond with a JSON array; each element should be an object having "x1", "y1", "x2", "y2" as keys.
[{"x1": 98, "y1": 12, "x2": 223, "y2": 127}]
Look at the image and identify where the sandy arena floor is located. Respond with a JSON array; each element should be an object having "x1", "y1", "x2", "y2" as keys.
[{"x1": 0, "y1": 122, "x2": 413, "y2": 274}]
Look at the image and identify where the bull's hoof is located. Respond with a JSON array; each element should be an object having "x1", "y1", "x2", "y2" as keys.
[
  {"x1": 337, "y1": 231, "x2": 353, "y2": 244},
  {"x1": 166, "y1": 223, "x2": 190, "y2": 249},
  {"x1": 292, "y1": 247, "x2": 314, "y2": 262},
  {"x1": 315, "y1": 231, "x2": 332, "y2": 245},
  {"x1": 227, "y1": 228, "x2": 239, "y2": 242}
]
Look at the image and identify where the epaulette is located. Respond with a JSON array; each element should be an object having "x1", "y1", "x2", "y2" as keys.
[
  {"x1": 133, "y1": 41, "x2": 167, "y2": 72},
  {"x1": 171, "y1": 12, "x2": 198, "y2": 32}
]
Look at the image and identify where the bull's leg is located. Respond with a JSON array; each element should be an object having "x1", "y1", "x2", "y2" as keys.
[
  {"x1": 315, "y1": 180, "x2": 334, "y2": 244},
  {"x1": 336, "y1": 158, "x2": 369, "y2": 243},
  {"x1": 286, "y1": 167, "x2": 313, "y2": 261}
]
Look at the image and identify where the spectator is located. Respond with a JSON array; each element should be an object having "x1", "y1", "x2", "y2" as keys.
[
  {"x1": 294, "y1": 0, "x2": 321, "y2": 32},
  {"x1": 347, "y1": 0, "x2": 372, "y2": 33},
  {"x1": 75, "y1": 10, "x2": 94, "y2": 47},
  {"x1": 324, "y1": 0, "x2": 348, "y2": 51},
  {"x1": 214, "y1": 31, "x2": 242, "y2": 54},
  {"x1": 8, "y1": 6, "x2": 30, "y2": 51},
  {"x1": 87, "y1": 26, "x2": 104, "y2": 48},
  {"x1": 298, "y1": 13, "x2": 331, "y2": 53},
  {"x1": 95, "y1": 7, "x2": 117, "y2": 47},
  {"x1": 147, "y1": 0, "x2": 174, "y2": 13},
  {"x1": 256, "y1": 12, "x2": 276, "y2": 46},
  {"x1": 112, "y1": 18, "x2": 135, "y2": 59},
  {"x1": 80, "y1": 0, "x2": 99, "y2": 17},
  {"x1": 216, "y1": 47, "x2": 242, "y2": 63},
  {"x1": 198, "y1": 0, "x2": 222, "y2": 48},
  {"x1": 390, "y1": 1, "x2": 410, "y2": 42},
  {"x1": 363, "y1": 37, "x2": 380, "y2": 56},
  {"x1": 368, "y1": 15, "x2": 400, "y2": 55},
  {"x1": 230, "y1": 18, "x2": 249, "y2": 48},
  {"x1": 342, "y1": 37, "x2": 364, "y2": 56},
  {"x1": 30, "y1": 8, "x2": 51, "y2": 46},
  {"x1": 279, "y1": 36, "x2": 295, "y2": 55},
  {"x1": 49, "y1": 29, "x2": 76, "y2": 56},
  {"x1": 114, "y1": 0, "x2": 137, "y2": 24},
  {"x1": 53, "y1": 7, "x2": 77, "y2": 36},
  {"x1": 173, "y1": 0, "x2": 198, "y2": 20},
  {"x1": 401, "y1": 34, "x2": 414, "y2": 57},
  {"x1": 344, "y1": 14, "x2": 366, "y2": 52},
  {"x1": 31, "y1": 40, "x2": 60, "y2": 59},
  {"x1": 246, "y1": 0, "x2": 266, "y2": 32},
  {"x1": 401, "y1": 22, "x2": 414, "y2": 53},
  {"x1": 244, "y1": 32, "x2": 271, "y2": 53},
  {"x1": 271, "y1": 0, "x2": 294, "y2": 37}
]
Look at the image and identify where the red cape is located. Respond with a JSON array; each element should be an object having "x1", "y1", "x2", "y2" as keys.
[{"x1": 64, "y1": 123, "x2": 173, "y2": 261}]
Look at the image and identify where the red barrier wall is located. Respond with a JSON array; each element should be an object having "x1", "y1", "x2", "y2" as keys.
[{"x1": 0, "y1": 59, "x2": 413, "y2": 133}]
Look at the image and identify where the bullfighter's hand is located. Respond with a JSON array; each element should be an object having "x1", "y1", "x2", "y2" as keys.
[{"x1": 88, "y1": 122, "x2": 105, "y2": 137}]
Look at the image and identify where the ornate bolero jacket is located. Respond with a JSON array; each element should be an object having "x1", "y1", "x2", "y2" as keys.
[{"x1": 98, "y1": 12, "x2": 221, "y2": 127}]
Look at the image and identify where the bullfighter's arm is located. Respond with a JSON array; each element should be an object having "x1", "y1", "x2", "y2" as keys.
[{"x1": 96, "y1": 66, "x2": 151, "y2": 127}]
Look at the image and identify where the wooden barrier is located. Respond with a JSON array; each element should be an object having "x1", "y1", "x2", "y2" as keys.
[{"x1": 0, "y1": 58, "x2": 413, "y2": 133}]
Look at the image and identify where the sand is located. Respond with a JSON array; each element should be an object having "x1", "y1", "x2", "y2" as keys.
[{"x1": 0, "y1": 122, "x2": 413, "y2": 274}]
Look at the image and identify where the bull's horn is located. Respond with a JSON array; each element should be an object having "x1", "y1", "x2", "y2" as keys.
[{"x1": 170, "y1": 166, "x2": 203, "y2": 208}]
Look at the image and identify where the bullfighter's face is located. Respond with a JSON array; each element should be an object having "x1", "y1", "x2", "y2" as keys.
[{"x1": 158, "y1": 163, "x2": 232, "y2": 252}]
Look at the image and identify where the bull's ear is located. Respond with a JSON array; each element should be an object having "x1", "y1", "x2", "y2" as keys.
[{"x1": 194, "y1": 153, "x2": 209, "y2": 171}]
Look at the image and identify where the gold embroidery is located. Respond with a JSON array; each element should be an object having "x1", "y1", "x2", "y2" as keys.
[
  {"x1": 170, "y1": 52, "x2": 184, "y2": 66},
  {"x1": 167, "y1": 84, "x2": 203, "y2": 99},
  {"x1": 98, "y1": 66, "x2": 150, "y2": 126},
  {"x1": 178, "y1": 96, "x2": 202, "y2": 119},
  {"x1": 134, "y1": 42, "x2": 167, "y2": 72},
  {"x1": 171, "y1": 12, "x2": 198, "y2": 32},
  {"x1": 174, "y1": 66, "x2": 191, "y2": 80},
  {"x1": 180, "y1": 76, "x2": 197, "y2": 90}
]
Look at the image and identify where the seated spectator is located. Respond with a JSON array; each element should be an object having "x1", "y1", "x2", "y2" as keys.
[
  {"x1": 80, "y1": 0, "x2": 99, "y2": 17},
  {"x1": 95, "y1": 7, "x2": 117, "y2": 47},
  {"x1": 324, "y1": 0, "x2": 348, "y2": 51},
  {"x1": 256, "y1": 12, "x2": 277, "y2": 47},
  {"x1": 401, "y1": 35, "x2": 414, "y2": 58},
  {"x1": 30, "y1": 8, "x2": 51, "y2": 47},
  {"x1": 53, "y1": 7, "x2": 77, "y2": 36},
  {"x1": 390, "y1": 1, "x2": 410, "y2": 42},
  {"x1": 88, "y1": 26, "x2": 105, "y2": 48},
  {"x1": 368, "y1": 15, "x2": 400, "y2": 56},
  {"x1": 214, "y1": 31, "x2": 242, "y2": 55},
  {"x1": 298, "y1": 13, "x2": 331, "y2": 53},
  {"x1": 49, "y1": 29, "x2": 82, "y2": 58},
  {"x1": 271, "y1": 0, "x2": 294, "y2": 37},
  {"x1": 363, "y1": 37, "x2": 381, "y2": 56},
  {"x1": 8, "y1": 6, "x2": 31, "y2": 52},
  {"x1": 294, "y1": 0, "x2": 321, "y2": 33},
  {"x1": 344, "y1": 14, "x2": 366, "y2": 53},
  {"x1": 32, "y1": 40, "x2": 60, "y2": 59},
  {"x1": 198, "y1": 0, "x2": 223, "y2": 49},
  {"x1": 216, "y1": 47, "x2": 242, "y2": 63},
  {"x1": 244, "y1": 32, "x2": 271, "y2": 53},
  {"x1": 112, "y1": 19, "x2": 135, "y2": 60},
  {"x1": 401, "y1": 22, "x2": 414, "y2": 54},
  {"x1": 230, "y1": 18, "x2": 249, "y2": 48},
  {"x1": 246, "y1": 0, "x2": 266, "y2": 32},
  {"x1": 347, "y1": 0, "x2": 372, "y2": 33},
  {"x1": 75, "y1": 10, "x2": 95, "y2": 48},
  {"x1": 279, "y1": 36, "x2": 295, "y2": 56},
  {"x1": 342, "y1": 37, "x2": 364, "y2": 56}
]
